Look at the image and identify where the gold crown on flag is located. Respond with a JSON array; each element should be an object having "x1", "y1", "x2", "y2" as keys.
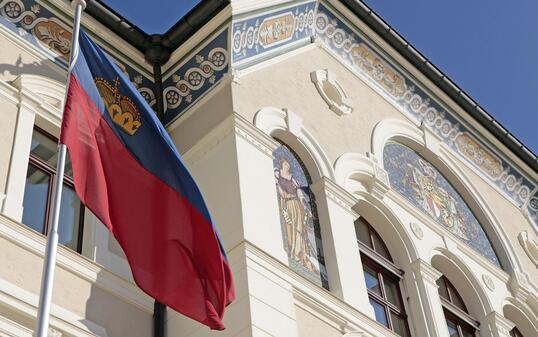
[{"x1": 94, "y1": 76, "x2": 142, "y2": 135}]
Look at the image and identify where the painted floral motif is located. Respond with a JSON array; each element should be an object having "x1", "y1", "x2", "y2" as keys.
[
  {"x1": 384, "y1": 142, "x2": 501, "y2": 266},
  {"x1": 273, "y1": 143, "x2": 329, "y2": 289}
]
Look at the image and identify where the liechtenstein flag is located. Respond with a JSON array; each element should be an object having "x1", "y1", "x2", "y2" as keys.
[{"x1": 60, "y1": 29, "x2": 234, "y2": 329}]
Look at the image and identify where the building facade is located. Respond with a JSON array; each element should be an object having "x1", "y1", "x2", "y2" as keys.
[{"x1": 0, "y1": 0, "x2": 537, "y2": 336}]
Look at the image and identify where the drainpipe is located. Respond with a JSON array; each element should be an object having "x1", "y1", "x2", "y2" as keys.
[{"x1": 145, "y1": 35, "x2": 171, "y2": 337}]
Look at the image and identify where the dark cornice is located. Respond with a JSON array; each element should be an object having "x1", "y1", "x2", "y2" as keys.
[
  {"x1": 83, "y1": 0, "x2": 230, "y2": 64},
  {"x1": 341, "y1": 0, "x2": 538, "y2": 174}
]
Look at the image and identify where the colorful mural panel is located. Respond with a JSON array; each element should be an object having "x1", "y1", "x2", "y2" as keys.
[
  {"x1": 273, "y1": 143, "x2": 329, "y2": 289},
  {"x1": 384, "y1": 142, "x2": 501, "y2": 266}
]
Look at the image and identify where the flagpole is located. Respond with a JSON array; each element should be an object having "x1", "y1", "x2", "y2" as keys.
[{"x1": 34, "y1": 1, "x2": 86, "y2": 336}]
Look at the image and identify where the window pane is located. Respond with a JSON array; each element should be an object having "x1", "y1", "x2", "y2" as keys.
[
  {"x1": 448, "y1": 285, "x2": 467, "y2": 311},
  {"x1": 371, "y1": 230, "x2": 391, "y2": 260},
  {"x1": 461, "y1": 329, "x2": 475, "y2": 337},
  {"x1": 30, "y1": 130, "x2": 73, "y2": 176},
  {"x1": 391, "y1": 312, "x2": 409, "y2": 337},
  {"x1": 363, "y1": 265, "x2": 381, "y2": 296},
  {"x1": 437, "y1": 277, "x2": 449, "y2": 300},
  {"x1": 22, "y1": 165, "x2": 50, "y2": 234},
  {"x1": 370, "y1": 298, "x2": 388, "y2": 327},
  {"x1": 355, "y1": 218, "x2": 372, "y2": 248},
  {"x1": 446, "y1": 318, "x2": 459, "y2": 337},
  {"x1": 383, "y1": 276, "x2": 403, "y2": 309},
  {"x1": 59, "y1": 184, "x2": 82, "y2": 251}
]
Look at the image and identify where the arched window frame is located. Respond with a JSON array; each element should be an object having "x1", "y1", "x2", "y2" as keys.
[
  {"x1": 355, "y1": 217, "x2": 410, "y2": 337},
  {"x1": 437, "y1": 275, "x2": 480, "y2": 337}
]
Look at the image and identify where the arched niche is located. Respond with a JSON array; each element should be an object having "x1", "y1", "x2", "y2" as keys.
[
  {"x1": 371, "y1": 118, "x2": 517, "y2": 272},
  {"x1": 254, "y1": 107, "x2": 334, "y2": 181},
  {"x1": 431, "y1": 251, "x2": 492, "y2": 322},
  {"x1": 503, "y1": 302, "x2": 538, "y2": 337}
]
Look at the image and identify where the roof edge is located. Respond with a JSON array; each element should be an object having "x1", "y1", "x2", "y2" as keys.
[{"x1": 341, "y1": 0, "x2": 538, "y2": 174}]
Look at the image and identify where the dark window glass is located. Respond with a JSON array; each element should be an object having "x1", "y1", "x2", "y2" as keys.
[
  {"x1": 22, "y1": 128, "x2": 84, "y2": 253},
  {"x1": 510, "y1": 327, "x2": 524, "y2": 337},
  {"x1": 357, "y1": 218, "x2": 409, "y2": 337},
  {"x1": 438, "y1": 276, "x2": 476, "y2": 337}
]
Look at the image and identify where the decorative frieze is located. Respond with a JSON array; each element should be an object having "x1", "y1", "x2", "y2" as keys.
[
  {"x1": 162, "y1": 29, "x2": 228, "y2": 125},
  {"x1": 0, "y1": 0, "x2": 156, "y2": 107},
  {"x1": 232, "y1": 1, "x2": 316, "y2": 64}
]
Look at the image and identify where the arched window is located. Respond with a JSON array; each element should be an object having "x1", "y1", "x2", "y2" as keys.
[
  {"x1": 383, "y1": 142, "x2": 501, "y2": 267},
  {"x1": 436, "y1": 275, "x2": 479, "y2": 337},
  {"x1": 355, "y1": 217, "x2": 410, "y2": 337},
  {"x1": 272, "y1": 142, "x2": 329, "y2": 289}
]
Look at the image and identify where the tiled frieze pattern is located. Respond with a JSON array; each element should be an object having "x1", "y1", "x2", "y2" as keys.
[
  {"x1": 0, "y1": 0, "x2": 156, "y2": 107},
  {"x1": 161, "y1": 29, "x2": 228, "y2": 125},
  {"x1": 232, "y1": 1, "x2": 316, "y2": 64},
  {"x1": 384, "y1": 142, "x2": 501, "y2": 266},
  {"x1": 315, "y1": 3, "x2": 537, "y2": 225}
]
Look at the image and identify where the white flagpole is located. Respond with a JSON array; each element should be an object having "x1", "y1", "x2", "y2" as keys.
[{"x1": 35, "y1": 1, "x2": 86, "y2": 336}]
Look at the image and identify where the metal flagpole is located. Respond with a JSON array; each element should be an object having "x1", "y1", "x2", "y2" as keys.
[{"x1": 34, "y1": 1, "x2": 86, "y2": 336}]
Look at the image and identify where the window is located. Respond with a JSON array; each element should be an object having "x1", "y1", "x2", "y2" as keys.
[
  {"x1": 355, "y1": 217, "x2": 410, "y2": 337},
  {"x1": 510, "y1": 327, "x2": 524, "y2": 337},
  {"x1": 22, "y1": 127, "x2": 84, "y2": 252},
  {"x1": 437, "y1": 275, "x2": 479, "y2": 337}
]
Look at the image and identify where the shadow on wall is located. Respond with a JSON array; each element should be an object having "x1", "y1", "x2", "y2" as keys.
[{"x1": 0, "y1": 55, "x2": 65, "y2": 83}]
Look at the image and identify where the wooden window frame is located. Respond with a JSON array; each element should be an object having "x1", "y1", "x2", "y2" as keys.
[
  {"x1": 437, "y1": 275, "x2": 480, "y2": 336},
  {"x1": 27, "y1": 126, "x2": 85, "y2": 253},
  {"x1": 356, "y1": 218, "x2": 410, "y2": 336}
]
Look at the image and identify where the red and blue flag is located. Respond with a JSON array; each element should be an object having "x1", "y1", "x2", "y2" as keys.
[{"x1": 60, "y1": 29, "x2": 234, "y2": 330}]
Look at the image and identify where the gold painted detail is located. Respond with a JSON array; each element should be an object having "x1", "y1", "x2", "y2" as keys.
[
  {"x1": 33, "y1": 19, "x2": 71, "y2": 58},
  {"x1": 455, "y1": 132, "x2": 503, "y2": 179},
  {"x1": 259, "y1": 13, "x2": 295, "y2": 47},
  {"x1": 95, "y1": 77, "x2": 142, "y2": 136}
]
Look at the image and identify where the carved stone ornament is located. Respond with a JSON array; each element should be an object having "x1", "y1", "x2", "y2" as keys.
[
  {"x1": 410, "y1": 222, "x2": 424, "y2": 240},
  {"x1": 482, "y1": 274, "x2": 495, "y2": 291},
  {"x1": 310, "y1": 69, "x2": 353, "y2": 116},
  {"x1": 48, "y1": 327, "x2": 62, "y2": 337},
  {"x1": 518, "y1": 231, "x2": 538, "y2": 268}
]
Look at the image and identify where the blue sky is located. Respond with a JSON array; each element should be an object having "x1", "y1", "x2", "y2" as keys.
[{"x1": 103, "y1": 0, "x2": 538, "y2": 154}]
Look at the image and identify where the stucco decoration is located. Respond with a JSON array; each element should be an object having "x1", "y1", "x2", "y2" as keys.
[
  {"x1": 273, "y1": 142, "x2": 329, "y2": 289},
  {"x1": 410, "y1": 222, "x2": 424, "y2": 240},
  {"x1": 482, "y1": 274, "x2": 495, "y2": 291},
  {"x1": 518, "y1": 231, "x2": 538, "y2": 268},
  {"x1": 315, "y1": 3, "x2": 535, "y2": 215},
  {"x1": 310, "y1": 69, "x2": 353, "y2": 116},
  {"x1": 384, "y1": 142, "x2": 501, "y2": 266}
]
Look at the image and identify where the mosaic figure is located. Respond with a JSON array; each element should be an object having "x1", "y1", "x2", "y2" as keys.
[
  {"x1": 273, "y1": 143, "x2": 329, "y2": 288},
  {"x1": 384, "y1": 142, "x2": 501, "y2": 267}
]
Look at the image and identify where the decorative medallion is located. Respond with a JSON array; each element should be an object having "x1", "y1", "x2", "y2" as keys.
[
  {"x1": 518, "y1": 231, "x2": 538, "y2": 268},
  {"x1": 410, "y1": 222, "x2": 424, "y2": 240},
  {"x1": 310, "y1": 69, "x2": 353, "y2": 116},
  {"x1": 482, "y1": 274, "x2": 495, "y2": 291}
]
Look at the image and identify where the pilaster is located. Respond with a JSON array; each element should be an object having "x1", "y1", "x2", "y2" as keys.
[
  {"x1": 410, "y1": 258, "x2": 449, "y2": 337},
  {"x1": 311, "y1": 177, "x2": 375, "y2": 319},
  {"x1": 484, "y1": 312, "x2": 515, "y2": 337}
]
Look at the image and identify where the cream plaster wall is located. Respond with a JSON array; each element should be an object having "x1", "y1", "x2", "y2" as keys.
[
  {"x1": 233, "y1": 45, "x2": 409, "y2": 164},
  {"x1": 0, "y1": 94, "x2": 17, "y2": 194},
  {"x1": 295, "y1": 305, "x2": 341, "y2": 337}
]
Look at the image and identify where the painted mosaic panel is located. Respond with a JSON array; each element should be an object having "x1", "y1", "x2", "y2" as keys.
[
  {"x1": 315, "y1": 3, "x2": 535, "y2": 213},
  {"x1": 161, "y1": 29, "x2": 228, "y2": 125},
  {"x1": 273, "y1": 143, "x2": 329, "y2": 289},
  {"x1": 232, "y1": 1, "x2": 316, "y2": 64},
  {"x1": 384, "y1": 142, "x2": 501, "y2": 266},
  {"x1": 0, "y1": 0, "x2": 155, "y2": 106}
]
